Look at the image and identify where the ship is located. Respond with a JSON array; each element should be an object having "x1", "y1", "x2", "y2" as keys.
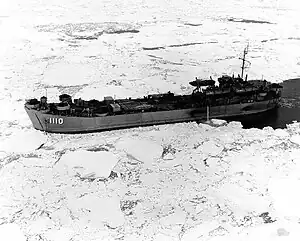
[{"x1": 24, "y1": 46, "x2": 283, "y2": 133}]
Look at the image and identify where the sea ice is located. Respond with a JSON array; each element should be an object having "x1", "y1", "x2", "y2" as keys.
[
  {"x1": 76, "y1": 195, "x2": 125, "y2": 229},
  {"x1": 210, "y1": 119, "x2": 227, "y2": 126},
  {"x1": 1, "y1": 2, "x2": 300, "y2": 240},
  {"x1": 159, "y1": 208, "x2": 186, "y2": 227},
  {"x1": 0, "y1": 129, "x2": 47, "y2": 153},
  {"x1": 58, "y1": 150, "x2": 119, "y2": 179},
  {"x1": 289, "y1": 135, "x2": 300, "y2": 146},
  {"x1": 274, "y1": 129, "x2": 289, "y2": 138},
  {"x1": 43, "y1": 227, "x2": 75, "y2": 241},
  {"x1": 289, "y1": 149, "x2": 300, "y2": 163},
  {"x1": 2, "y1": 120, "x2": 300, "y2": 241},
  {"x1": 42, "y1": 62, "x2": 97, "y2": 86},
  {"x1": 238, "y1": 221, "x2": 300, "y2": 241},
  {"x1": 226, "y1": 121, "x2": 243, "y2": 130},
  {"x1": 0, "y1": 223, "x2": 26, "y2": 241},
  {"x1": 268, "y1": 177, "x2": 300, "y2": 217},
  {"x1": 180, "y1": 220, "x2": 220, "y2": 241},
  {"x1": 26, "y1": 216, "x2": 54, "y2": 235},
  {"x1": 0, "y1": 151, "x2": 7, "y2": 159},
  {"x1": 162, "y1": 152, "x2": 175, "y2": 160},
  {"x1": 115, "y1": 138, "x2": 163, "y2": 166},
  {"x1": 197, "y1": 140, "x2": 224, "y2": 157},
  {"x1": 213, "y1": 183, "x2": 270, "y2": 215}
]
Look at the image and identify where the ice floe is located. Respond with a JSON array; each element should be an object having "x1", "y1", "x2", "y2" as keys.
[
  {"x1": 0, "y1": 223, "x2": 26, "y2": 241},
  {"x1": 1, "y1": 121, "x2": 300, "y2": 240},
  {"x1": 268, "y1": 177, "x2": 300, "y2": 217},
  {"x1": 0, "y1": 129, "x2": 47, "y2": 153},
  {"x1": 116, "y1": 138, "x2": 163, "y2": 167},
  {"x1": 289, "y1": 135, "x2": 300, "y2": 145},
  {"x1": 42, "y1": 62, "x2": 97, "y2": 86},
  {"x1": 2, "y1": 0, "x2": 300, "y2": 240},
  {"x1": 57, "y1": 150, "x2": 119, "y2": 179}
]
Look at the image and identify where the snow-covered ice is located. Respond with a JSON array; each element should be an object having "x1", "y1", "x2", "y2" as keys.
[
  {"x1": 269, "y1": 177, "x2": 300, "y2": 217},
  {"x1": 116, "y1": 138, "x2": 163, "y2": 166},
  {"x1": 57, "y1": 150, "x2": 119, "y2": 179},
  {"x1": 1, "y1": 121, "x2": 300, "y2": 240},
  {"x1": 0, "y1": 223, "x2": 26, "y2": 241},
  {"x1": 0, "y1": 130, "x2": 47, "y2": 154},
  {"x1": 1, "y1": 0, "x2": 300, "y2": 240},
  {"x1": 42, "y1": 62, "x2": 97, "y2": 86}
]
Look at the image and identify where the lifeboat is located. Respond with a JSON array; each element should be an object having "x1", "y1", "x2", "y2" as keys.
[{"x1": 189, "y1": 77, "x2": 215, "y2": 87}]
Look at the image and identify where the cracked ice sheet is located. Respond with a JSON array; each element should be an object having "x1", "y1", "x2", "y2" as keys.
[
  {"x1": 41, "y1": 62, "x2": 98, "y2": 86},
  {"x1": 1, "y1": 0, "x2": 300, "y2": 239},
  {"x1": 2, "y1": 121, "x2": 300, "y2": 240},
  {"x1": 212, "y1": 220, "x2": 300, "y2": 241}
]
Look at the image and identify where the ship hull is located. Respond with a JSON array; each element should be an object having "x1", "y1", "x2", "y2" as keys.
[{"x1": 25, "y1": 99, "x2": 279, "y2": 133}]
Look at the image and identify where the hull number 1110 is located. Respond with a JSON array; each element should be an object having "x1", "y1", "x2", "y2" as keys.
[{"x1": 48, "y1": 118, "x2": 64, "y2": 125}]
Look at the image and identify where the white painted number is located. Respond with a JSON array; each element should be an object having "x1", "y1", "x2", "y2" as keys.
[{"x1": 48, "y1": 118, "x2": 64, "y2": 125}]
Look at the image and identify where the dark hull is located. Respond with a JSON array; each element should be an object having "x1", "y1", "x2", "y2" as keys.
[{"x1": 25, "y1": 99, "x2": 279, "y2": 133}]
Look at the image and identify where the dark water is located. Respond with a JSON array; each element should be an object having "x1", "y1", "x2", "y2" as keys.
[{"x1": 239, "y1": 78, "x2": 300, "y2": 129}]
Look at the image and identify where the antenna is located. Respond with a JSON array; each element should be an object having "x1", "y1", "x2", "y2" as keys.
[
  {"x1": 241, "y1": 46, "x2": 247, "y2": 79},
  {"x1": 239, "y1": 44, "x2": 251, "y2": 80}
]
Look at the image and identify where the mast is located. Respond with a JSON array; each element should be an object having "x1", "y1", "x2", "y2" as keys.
[{"x1": 241, "y1": 44, "x2": 249, "y2": 79}]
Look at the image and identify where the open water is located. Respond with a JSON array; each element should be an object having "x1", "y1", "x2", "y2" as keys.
[{"x1": 242, "y1": 78, "x2": 300, "y2": 129}]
